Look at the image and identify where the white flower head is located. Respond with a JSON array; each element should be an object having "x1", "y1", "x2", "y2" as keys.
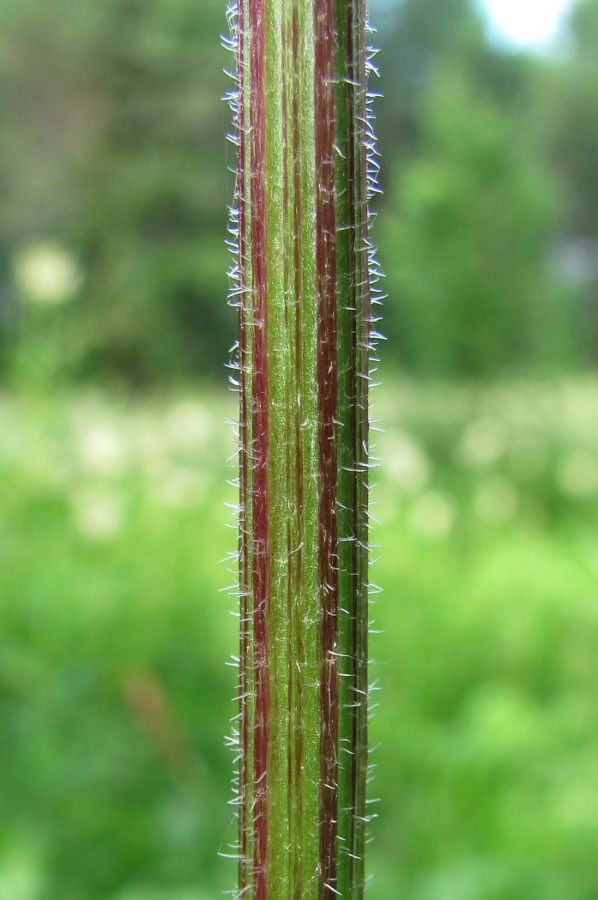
[
  {"x1": 383, "y1": 430, "x2": 431, "y2": 494},
  {"x1": 409, "y1": 490, "x2": 456, "y2": 539},
  {"x1": 71, "y1": 489, "x2": 124, "y2": 542},
  {"x1": 166, "y1": 400, "x2": 212, "y2": 453},
  {"x1": 156, "y1": 466, "x2": 207, "y2": 508},
  {"x1": 558, "y1": 452, "x2": 598, "y2": 498},
  {"x1": 13, "y1": 242, "x2": 83, "y2": 306},
  {"x1": 458, "y1": 417, "x2": 507, "y2": 468},
  {"x1": 76, "y1": 421, "x2": 128, "y2": 477},
  {"x1": 474, "y1": 477, "x2": 519, "y2": 524}
]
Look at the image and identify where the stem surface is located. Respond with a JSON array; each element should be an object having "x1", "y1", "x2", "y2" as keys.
[{"x1": 231, "y1": 1, "x2": 376, "y2": 895}]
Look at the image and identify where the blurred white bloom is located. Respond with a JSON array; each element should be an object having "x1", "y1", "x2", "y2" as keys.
[
  {"x1": 508, "y1": 431, "x2": 548, "y2": 477},
  {"x1": 166, "y1": 400, "x2": 212, "y2": 453},
  {"x1": 13, "y1": 242, "x2": 83, "y2": 306},
  {"x1": 0, "y1": 841, "x2": 43, "y2": 900},
  {"x1": 383, "y1": 431, "x2": 431, "y2": 494},
  {"x1": 458, "y1": 417, "x2": 507, "y2": 468},
  {"x1": 71, "y1": 490, "x2": 124, "y2": 541},
  {"x1": 132, "y1": 417, "x2": 169, "y2": 479},
  {"x1": 474, "y1": 477, "x2": 519, "y2": 524},
  {"x1": 156, "y1": 466, "x2": 206, "y2": 508},
  {"x1": 409, "y1": 490, "x2": 456, "y2": 538},
  {"x1": 558, "y1": 452, "x2": 598, "y2": 498},
  {"x1": 76, "y1": 421, "x2": 128, "y2": 477},
  {"x1": 371, "y1": 493, "x2": 398, "y2": 525}
]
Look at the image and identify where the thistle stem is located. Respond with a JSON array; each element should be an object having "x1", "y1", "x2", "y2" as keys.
[{"x1": 231, "y1": 0, "x2": 375, "y2": 895}]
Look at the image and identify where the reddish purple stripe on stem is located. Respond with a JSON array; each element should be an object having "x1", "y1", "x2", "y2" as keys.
[
  {"x1": 236, "y1": 1, "x2": 251, "y2": 891},
  {"x1": 314, "y1": 0, "x2": 339, "y2": 892},
  {"x1": 356, "y1": 0, "x2": 372, "y2": 872},
  {"x1": 357, "y1": 0, "x2": 372, "y2": 327},
  {"x1": 347, "y1": 1, "x2": 371, "y2": 882},
  {"x1": 248, "y1": 2, "x2": 270, "y2": 897},
  {"x1": 291, "y1": 14, "x2": 307, "y2": 888}
]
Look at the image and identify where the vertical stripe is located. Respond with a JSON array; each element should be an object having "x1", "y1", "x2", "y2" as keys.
[
  {"x1": 295, "y1": 0, "x2": 322, "y2": 893},
  {"x1": 264, "y1": 0, "x2": 292, "y2": 895},
  {"x1": 333, "y1": 0, "x2": 370, "y2": 895},
  {"x1": 237, "y1": 0, "x2": 255, "y2": 892},
  {"x1": 333, "y1": 0, "x2": 358, "y2": 893},
  {"x1": 281, "y1": 7, "x2": 299, "y2": 892},
  {"x1": 351, "y1": 1, "x2": 371, "y2": 892},
  {"x1": 248, "y1": 3, "x2": 270, "y2": 897},
  {"x1": 314, "y1": 0, "x2": 339, "y2": 895},
  {"x1": 232, "y1": 0, "x2": 374, "y2": 896}
]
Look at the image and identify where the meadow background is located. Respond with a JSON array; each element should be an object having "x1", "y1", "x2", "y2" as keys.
[{"x1": 2, "y1": 0, "x2": 598, "y2": 897}]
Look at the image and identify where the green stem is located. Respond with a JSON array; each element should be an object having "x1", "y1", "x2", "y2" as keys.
[{"x1": 230, "y1": 0, "x2": 377, "y2": 895}]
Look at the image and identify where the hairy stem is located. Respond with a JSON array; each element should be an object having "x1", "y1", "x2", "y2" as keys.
[{"x1": 229, "y1": 0, "x2": 377, "y2": 896}]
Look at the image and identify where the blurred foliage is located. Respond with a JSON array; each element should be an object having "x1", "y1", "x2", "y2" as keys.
[
  {"x1": 0, "y1": 389, "x2": 238, "y2": 897},
  {"x1": 537, "y1": 0, "x2": 598, "y2": 359},
  {"x1": 373, "y1": 0, "x2": 593, "y2": 378},
  {"x1": 2, "y1": 0, "x2": 598, "y2": 896},
  {"x1": 0, "y1": 0, "x2": 232, "y2": 385},
  {"x1": 379, "y1": 64, "x2": 575, "y2": 376},
  {"x1": 2, "y1": 379, "x2": 598, "y2": 896},
  {"x1": 0, "y1": 0, "x2": 597, "y2": 382}
]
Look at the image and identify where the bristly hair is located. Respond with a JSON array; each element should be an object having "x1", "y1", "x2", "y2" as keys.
[{"x1": 223, "y1": 1, "x2": 383, "y2": 896}]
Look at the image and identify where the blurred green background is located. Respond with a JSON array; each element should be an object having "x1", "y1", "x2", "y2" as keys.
[{"x1": 2, "y1": 0, "x2": 598, "y2": 896}]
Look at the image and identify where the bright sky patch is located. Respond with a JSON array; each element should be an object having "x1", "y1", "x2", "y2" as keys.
[{"x1": 480, "y1": 0, "x2": 572, "y2": 46}]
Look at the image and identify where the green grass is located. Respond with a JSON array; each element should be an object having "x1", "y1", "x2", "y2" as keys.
[{"x1": 1, "y1": 377, "x2": 598, "y2": 898}]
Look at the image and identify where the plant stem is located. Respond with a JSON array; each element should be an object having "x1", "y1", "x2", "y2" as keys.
[{"x1": 230, "y1": 0, "x2": 376, "y2": 895}]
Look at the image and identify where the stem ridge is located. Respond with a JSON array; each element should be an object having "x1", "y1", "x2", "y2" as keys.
[{"x1": 226, "y1": 1, "x2": 381, "y2": 895}]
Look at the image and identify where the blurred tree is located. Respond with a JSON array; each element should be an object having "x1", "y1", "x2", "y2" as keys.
[
  {"x1": 0, "y1": 0, "x2": 592, "y2": 384},
  {"x1": 379, "y1": 65, "x2": 576, "y2": 377},
  {"x1": 538, "y1": 0, "x2": 598, "y2": 360},
  {"x1": 0, "y1": 0, "x2": 233, "y2": 385},
  {"x1": 553, "y1": 0, "x2": 598, "y2": 238},
  {"x1": 373, "y1": 0, "x2": 533, "y2": 184}
]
